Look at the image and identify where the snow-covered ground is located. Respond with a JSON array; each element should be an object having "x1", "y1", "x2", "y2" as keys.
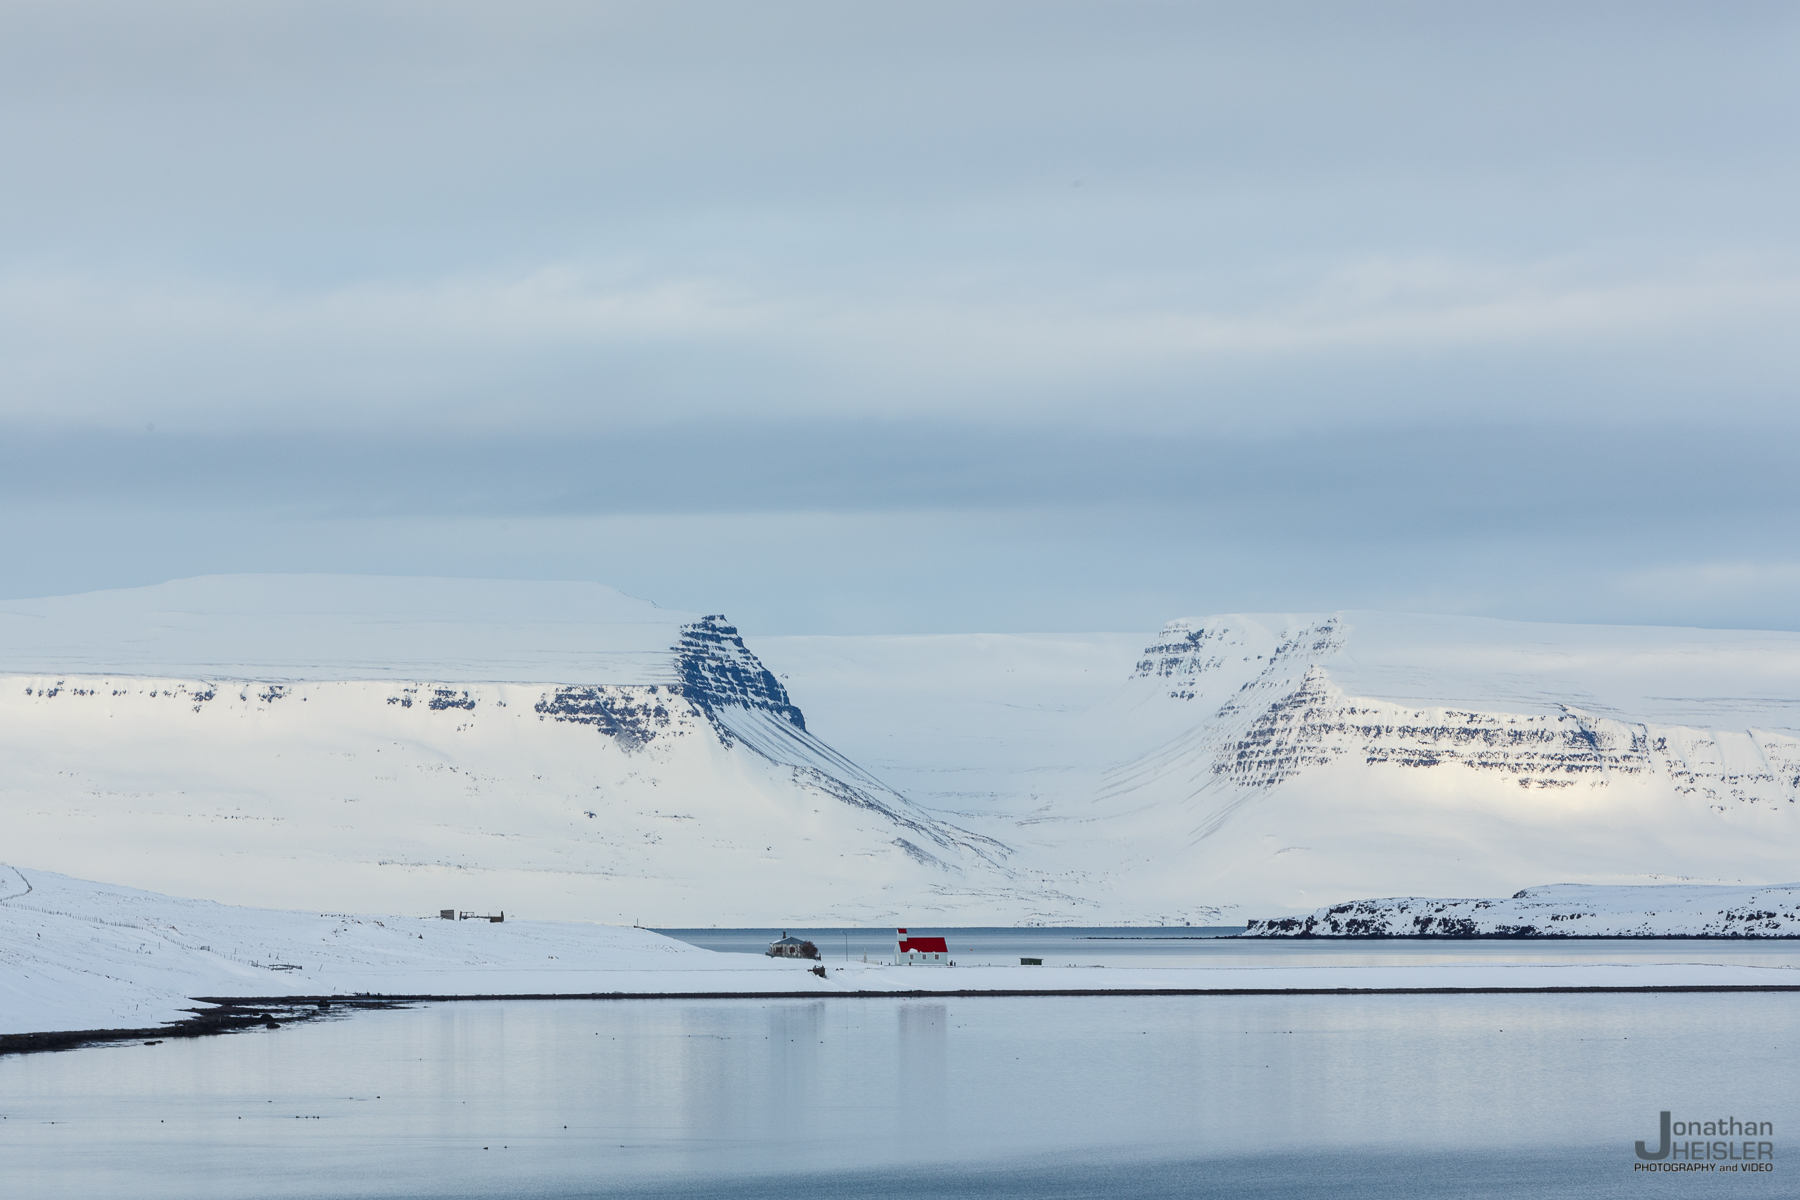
[
  {"x1": 4, "y1": 866, "x2": 1793, "y2": 1039},
  {"x1": 0, "y1": 864, "x2": 791, "y2": 1036},
  {"x1": 1248, "y1": 882, "x2": 1800, "y2": 937}
]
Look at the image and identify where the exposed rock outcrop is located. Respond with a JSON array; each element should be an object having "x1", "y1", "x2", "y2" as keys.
[{"x1": 1244, "y1": 883, "x2": 1800, "y2": 937}]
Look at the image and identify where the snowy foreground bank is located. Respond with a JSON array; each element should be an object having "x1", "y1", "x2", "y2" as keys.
[
  {"x1": 4, "y1": 866, "x2": 1797, "y2": 1040},
  {"x1": 1246, "y1": 882, "x2": 1800, "y2": 937}
]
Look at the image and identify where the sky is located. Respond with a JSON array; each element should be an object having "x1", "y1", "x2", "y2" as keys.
[{"x1": 2, "y1": 0, "x2": 1796, "y2": 634}]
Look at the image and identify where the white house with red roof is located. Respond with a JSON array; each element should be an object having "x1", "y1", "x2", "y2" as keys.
[{"x1": 895, "y1": 928, "x2": 950, "y2": 965}]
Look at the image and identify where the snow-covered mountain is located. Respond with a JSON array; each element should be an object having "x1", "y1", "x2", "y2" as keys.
[
  {"x1": 8, "y1": 581, "x2": 1799, "y2": 924},
  {"x1": 754, "y1": 612, "x2": 1800, "y2": 918},
  {"x1": 0, "y1": 576, "x2": 1038, "y2": 925},
  {"x1": 1244, "y1": 882, "x2": 1800, "y2": 938}
]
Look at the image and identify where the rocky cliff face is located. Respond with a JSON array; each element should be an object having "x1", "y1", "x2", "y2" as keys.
[
  {"x1": 674, "y1": 616, "x2": 807, "y2": 732},
  {"x1": 529, "y1": 614, "x2": 804, "y2": 754},
  {"x1": 1107, "y1": 613, "x2": 1800, "y2": 811},
  {"x1": 17, "y1": 614, "x2": 812, "y2": 762}
]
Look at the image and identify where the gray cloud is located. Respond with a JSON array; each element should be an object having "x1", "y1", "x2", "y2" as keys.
[
  {"x1": 0, "y1": 1, "x2": 1795, "y2": 630},
  {"x1": 0, "y1": 421, "x2": 1794, "y2": 530}
]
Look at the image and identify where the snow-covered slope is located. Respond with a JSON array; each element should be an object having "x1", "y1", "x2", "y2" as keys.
[
  {"x1": 751, "y1": 632, "x2": 1145, "y2": 819},
  {"x1": 0, "y1": 864, "x2": 738, "y2": 1035},
  {"x1": 758, "y1": 613, "x2": 1800, "y2": 919},
  {"x1": 1245, "y1": 882, "x2": 1800, "y2": 938},
  {"x1": 0, "y1": 576, "x2": 1038, "y2": 925}
]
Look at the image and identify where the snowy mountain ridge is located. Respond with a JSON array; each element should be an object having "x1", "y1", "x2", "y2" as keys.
[
  {"x1": 1108, "y1": 615, "x2": 1800, "y2": 813},
  {"x1": 0, "y1": 577, "x2": 1032, "y2": 924},
  {"x1": 756, "y1": 610, "x2": 1800, "y2": 916},
  {"x1": 7, "y1": 579, "x2": 1800, "y2": 922}
]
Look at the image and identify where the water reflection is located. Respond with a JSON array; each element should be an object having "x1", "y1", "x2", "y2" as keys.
[
  {"x1": 2, "y1": 993, "x2": 1795, "y2": 1199},
  {"x1": 896, "y1": 1002, "x2": 947, "y2": 1141}
]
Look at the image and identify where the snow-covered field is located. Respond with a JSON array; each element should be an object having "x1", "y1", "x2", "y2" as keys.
[
  {"x1": 3, "y1": 866, "x2": 1796, "y2": 1040},
  {"x1": 1248, "y1": 882, "x2": 1800, "y2": 937},
  {"x1": 0, "y1": 864, "x2": 788, "y2": 1036}
]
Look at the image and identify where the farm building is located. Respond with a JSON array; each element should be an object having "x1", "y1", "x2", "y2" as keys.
[
  {"x1": 896, "y1": 928, "x2": 949, "y2": 965},
  {"x1": 767, "y1": 932, "x2": 820, "y2": 959}
]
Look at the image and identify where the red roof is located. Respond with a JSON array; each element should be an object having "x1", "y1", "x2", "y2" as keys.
[{"x1": 898, "y1": 936, "x2": 948, "y2": 954}]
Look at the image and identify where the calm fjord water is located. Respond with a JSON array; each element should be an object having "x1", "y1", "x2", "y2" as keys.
[{"x1": 4, "y1": 984, "x2": 1797, "y2": 1198}]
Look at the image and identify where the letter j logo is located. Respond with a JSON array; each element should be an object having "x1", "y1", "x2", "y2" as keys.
[{"x1": 1636, "y1": 1111, "x2": 1671, "y2": 1161}]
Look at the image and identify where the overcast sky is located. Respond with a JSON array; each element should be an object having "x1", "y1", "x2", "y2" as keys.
[{"x1": 2, "y1": 1, "x2": 1796, "y2": 633}]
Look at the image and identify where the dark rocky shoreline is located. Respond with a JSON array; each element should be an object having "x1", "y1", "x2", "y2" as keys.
[{"x1": 0, "y1": 999, "x2": 402, "y2": 1057}]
